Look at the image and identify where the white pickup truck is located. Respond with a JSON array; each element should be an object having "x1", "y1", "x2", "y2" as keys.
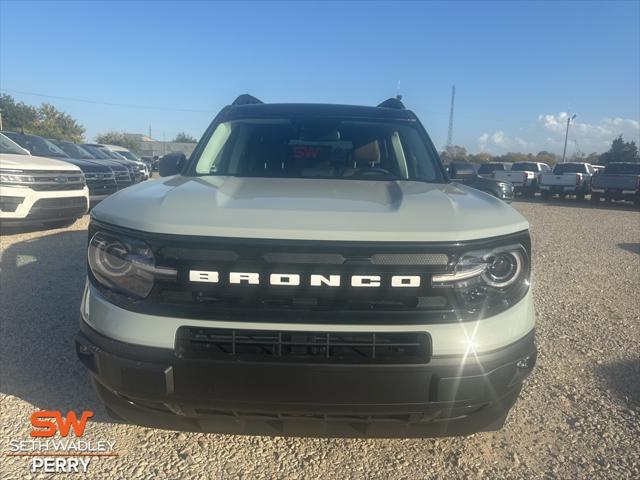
[
  {"x1": 538, "y1": 162, "x2": 594, "y2": 200},
  {"x1": 493, "y1": 162, "x2": 551, "y2": 197}
]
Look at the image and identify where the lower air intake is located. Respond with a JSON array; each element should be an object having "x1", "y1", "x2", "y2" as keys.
[{"x1": 176, "y1": 327, "x2": 431, "y2": 364}]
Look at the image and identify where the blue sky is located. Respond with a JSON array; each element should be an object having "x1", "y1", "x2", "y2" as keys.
[{"x1": 1, "y1": 0, "x2": 638, "y2": 154}]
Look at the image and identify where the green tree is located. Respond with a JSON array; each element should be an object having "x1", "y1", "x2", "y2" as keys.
[
  {"x1": 0, "y1": 94, "x2": 84, "y2": 142},
  {"x1": 35, "y1": 103, "x2": 85, "y2": 142},
  {"x1": 599, "y1": 135, "x2": 639, "y2": 164},
  {"x1": 172, "y1": 132, "x2": 197, "y2": 143},
  {"x1": 495, "y1": 152, "x2": 532, "y2": 163},
  {"x1": 0, "y1": 94, "x2": 38, "y2": 132},
  {"x1": 583, "y1": 152, "x2": 601, "y2": 165},
  {"x1": 535, "y1": 150, "x2": 558, "y2": 167},
  {"x1": 469, "y1": 152, "x2": 493, "y2": 164},
  {"x1": 95, "y1": 131, "x2": 141, "y2": 154},
  {"x1": 440, "y1": 145, "x2": 469, "y2": 164}
]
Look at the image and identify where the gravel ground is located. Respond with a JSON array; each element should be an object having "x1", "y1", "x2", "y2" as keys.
[{"x1": 1, "y1": 199, "x2": 639, "y2": 479}]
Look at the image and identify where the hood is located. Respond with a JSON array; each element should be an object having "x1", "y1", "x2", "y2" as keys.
[
  {"x1": 54, "y1": 157, "x2": 112, "y2": 173},
  {"x1": 87, "y1": 158, "x2": 130, "y2": 171},
  {"x1": 92, "y1": 176, "x2": 529, "y2": 242},
  {"x1": 0, "y1": 153, "x2": 82, "y2": 172},
  {"x1": 84, "y1": 158, "x2": 127, "y2": 171}
]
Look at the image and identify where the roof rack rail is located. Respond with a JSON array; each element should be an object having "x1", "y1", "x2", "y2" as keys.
[
  {"x1": 232, "y1": 94, "x2": 263, "y2": 106},
  {"x1": 377, "y1": 97, "x2": 406, "y2": 109}
]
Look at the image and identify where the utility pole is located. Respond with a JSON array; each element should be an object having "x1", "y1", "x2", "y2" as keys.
[
  {"x1": 561, "y1": 114, "x2": 576, "y2": 163},
  {"x1": 446, "y1": 85, "x2": 456, "y2": 148}
]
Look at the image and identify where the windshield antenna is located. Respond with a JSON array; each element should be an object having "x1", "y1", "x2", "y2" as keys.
[{"x1": 396, "y1": 80, "x2": 402, "y2": 101}]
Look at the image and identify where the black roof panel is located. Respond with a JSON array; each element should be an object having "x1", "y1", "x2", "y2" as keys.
[{"x1": 222, "y1": 103, "x2": 417, "y2": 121}]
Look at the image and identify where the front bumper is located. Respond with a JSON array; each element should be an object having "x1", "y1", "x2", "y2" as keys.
[
  {"x1": 539, "y1": 185, "x2": 587, "y2": 193},
  {"x1": 76, "y1": 320, "x2": 536, "y2": 438},
  {"x1": 0, "y1": 185, "x2": 89, "y2": 224},
  {"x1": 591, "y1": 187, "x2": 639, "y2": 200}
]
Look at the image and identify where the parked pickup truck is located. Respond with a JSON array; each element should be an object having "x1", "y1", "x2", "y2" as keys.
[
  {"x1": 538, "y1": 162, "x2": 594, "y2": 200},
  {"x1": 590, "y1": 162, "x2": 640, "y2": 206},
  {"x1": 76, "y1": 95, "x2": 536, "y2": 438},
  {"x1": 477, "y1": 162, "x2": 512, "y2": 178},
  {"x1": 493, "y1": 162, "x2": 551, "y2": 197}
]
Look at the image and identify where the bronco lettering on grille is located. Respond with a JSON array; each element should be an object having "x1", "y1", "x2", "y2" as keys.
[{"x1": 188, "y1": 271, "x2": 422, "y2": 288}]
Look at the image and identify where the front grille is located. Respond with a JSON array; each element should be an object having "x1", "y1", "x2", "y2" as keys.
[
  {"x1": 12, "y1": 170, "x2": 85, "y2": 192},
  {"x1": 176, "y1": 327, "x2": 431, "y2": 364},
  {"x1": 86, "y1": 177, "x2": 118, "y2": 196},
  {"x1": 114, "y1": 171, "x2": 133, "y2": 188},
  {"x1": 30, "y1": 183, "x2": 84, "y2": 191},
  {"x1": 151, "y1": 241, "x2": 455, "y2": 323},
  {"x1": 28, "y1": 197, "x2": 87, "y2": 220},
  {"x1": 84, "y1": 172, "x2": 114, "y2": 181},
  {"x1": 89, "y1": 221, "x2": 530, "y2": 324}
]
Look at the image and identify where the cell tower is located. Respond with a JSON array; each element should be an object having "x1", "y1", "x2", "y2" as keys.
[{"x1": 446, "y1": 85, "x2": 456, "y2": 147}]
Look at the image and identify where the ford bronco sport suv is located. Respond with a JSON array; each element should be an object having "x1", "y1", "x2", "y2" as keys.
[{"x1": 76, "y1": 95, "x2": 536, "y2": 438}]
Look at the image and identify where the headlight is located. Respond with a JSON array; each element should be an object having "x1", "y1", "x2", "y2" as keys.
[
  {"x1": 432, "y1": 243, "x2": 529, "y2": 315},
  {"x1": 1, "y1": 170, "x2": 35, "y2": 185},
  {"x1": 88, "y1": 231, "x2": 177, "y2": 298}
]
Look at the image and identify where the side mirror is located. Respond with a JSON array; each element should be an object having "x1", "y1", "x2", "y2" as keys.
[{"x1": 159, "y1": 152, "x2": 187, "y2": 177}]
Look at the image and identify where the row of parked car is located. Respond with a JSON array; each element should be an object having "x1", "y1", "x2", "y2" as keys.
[
  {"x1": 0, "y1": 131, "x2": 151, "y2": 227},
  {"x1": 447, "y1": 160, "x2": 640, "y2": 206}
]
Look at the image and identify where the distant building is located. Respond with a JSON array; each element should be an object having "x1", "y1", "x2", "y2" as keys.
[{"x1": 123, "y1": 133, "x2": 198, "y2": 158}]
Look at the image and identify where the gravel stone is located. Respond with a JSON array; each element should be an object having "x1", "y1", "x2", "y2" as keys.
[{"x1": 1, "y1": 199, "x2": 639, "y2": 479}]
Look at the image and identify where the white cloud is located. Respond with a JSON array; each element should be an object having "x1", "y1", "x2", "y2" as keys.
[
  {"x1": 476, "y1": 113, "x2": 639, "y2": 154},
  {"x1": 539, "y1": 112, "x2": 639, "y2": 152},
  {"x1": 477, "y1": 130, "x2": 530, "y2": 152}
]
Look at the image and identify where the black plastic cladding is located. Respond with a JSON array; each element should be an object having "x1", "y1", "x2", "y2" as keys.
[{"x1": 87, "y1": 220, "x2": 531, "y2": 324}]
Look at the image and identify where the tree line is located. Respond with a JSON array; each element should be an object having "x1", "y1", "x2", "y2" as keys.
[
  {"x1": 0, "y1": 95, "x2": 197, "y2": 153},
  {"x1": 0, "y1": 94, "x2": 85, "y2": 143},
  {"x1": 440, "y1": 136, "x2": 638, "y2": 167}
]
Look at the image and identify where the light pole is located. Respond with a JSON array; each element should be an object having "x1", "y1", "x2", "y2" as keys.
[{"x1": 561, "y1": 114, "x2": 577, "y2": 163}]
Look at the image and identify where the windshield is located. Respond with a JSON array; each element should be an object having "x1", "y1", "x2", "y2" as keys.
[
  {"x1": 103, "y1": 149, "x2": 126, "y2": 160},
  {"x1": 553, "y1": 163, "x2": 588, "y2": 174},
  {"x1": 83, "y1": 145, "x2": 109, "y2": 159},
  {"x1": 56, "y1": 141, "x2": 95, "y2": 159},
  {"x1": 3, "y1": 132, "x2": 69, "y2": 158},
  {"x1": 0, "y1": 133, "x2": 28, "y2": 155},
  {"x1": 192, "y1": 118, "x2": 444, "y2": 182},
  {"x1": 604, "y1": 163, "x2": 640, "y2": 175},
  {"x1": 511, "y1": 162, "x2": 539, "y2": 172},
  {"x1": 115, "y1": 150, "x2": 139, "y2": 161},
  {"x1": 477, "y1": 163, "x2": 507, "y2": 174}
]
